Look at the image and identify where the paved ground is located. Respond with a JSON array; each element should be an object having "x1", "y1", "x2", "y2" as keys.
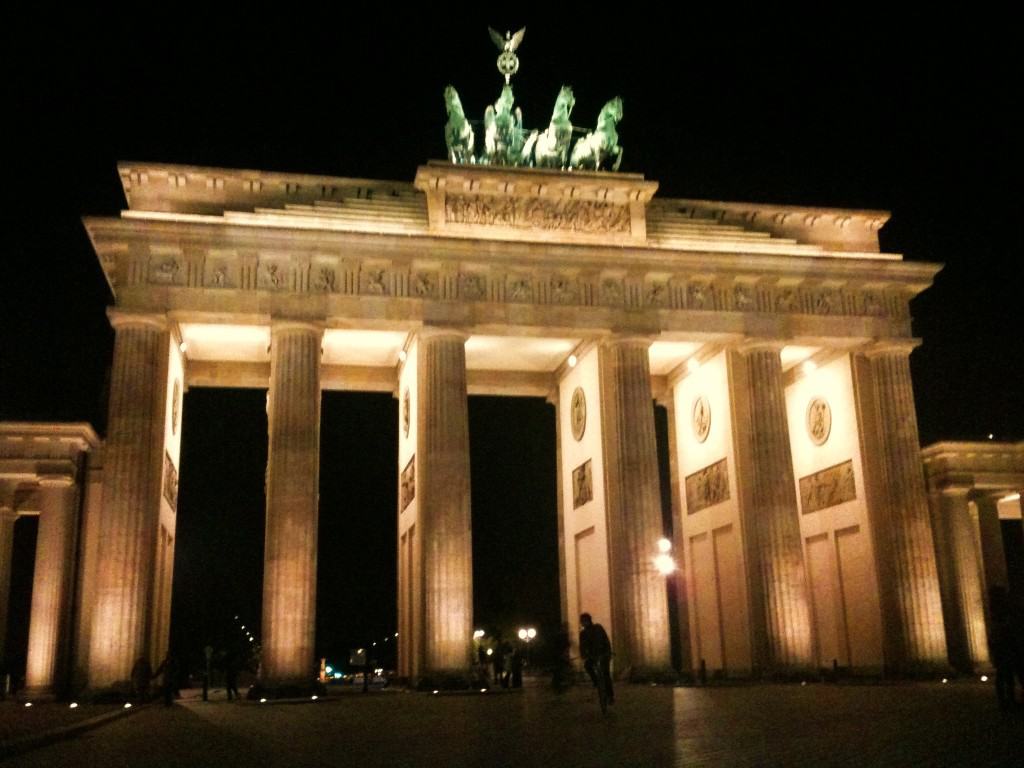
[{"x1": 1, "y1": 681, "x2": 1019, "y2": 767}]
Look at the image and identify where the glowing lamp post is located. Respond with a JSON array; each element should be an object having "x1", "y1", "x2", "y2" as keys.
[{"x1": 654, "y1": 537, "x2": 677, "y2": 576}]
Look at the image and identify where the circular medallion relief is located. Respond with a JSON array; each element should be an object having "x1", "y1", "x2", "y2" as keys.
[
  {"x1": 570, "y1": 387, "x2": 587, "y2": 441},
  {"x1": 692, "y1": 395, "x2": 711, "y2": 443},
  {"x1": 171, "y1": 379, "x2": 181, "y2": 435},
  {"x1": 402, "y1": 387, "x2": 411, "y2": 438},
  {"x1": 806, "y1": 397, "x2": 832, "y2": 446}
]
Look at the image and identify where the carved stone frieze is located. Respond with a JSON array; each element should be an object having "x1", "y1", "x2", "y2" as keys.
[
  {"x1": 572, "y1": 459, "x2": 593, "y2": 509},
  {"x1": 444, "y1": 193, "x2": 630, "y2": 234},
  {"x1": 412, "y1": 271, "x2": 438, "y2": 298},
  {"x1": 507, "y1": 276, "x2": 533, "y2": 302},
  {"x1": 600, "y1": 278, "x2": 624, "y2": 305},
  {"x1": 774, "y1": 288, "x2": 798, "y2": 313},
  {"x1": 460, "y1": 273, "x2": 486, "y2": 300},
  {"x1": 685, "y1": 458, "x2": 730, "y2": 514},
  {"x1": 362, "y1": 267, "x2": 389, "y2": 295},
  {"x1": 313, "y1": 266, "x2": 337, "y2": 292},
  {"x1": 687, "y1": 282, "x2": 710, "y2": 310},
  {"x1": 799, "y1": 459, "x2": 856, "y2": 514},
  {"x1": 812, "y1": 289, "x2": 842, "y2": 315},
  {"x1": 400, "y1": 454, "x2": 416, "y2": 512},
  {"x1": 151, "y1": 256, "x2": 182, "y2": 285},
  {"x1": 258, "y1": 261, "x2": 288, "y2": 290},
  {"x1": 645, "y1": 281, "x2": 668, "y2": 307},
  {"x1": 550, "y1": 276, "x2": 578, "y2": 304},
  {"x1": 733, "y1": 284, "x2": 755, "y2": 311}
]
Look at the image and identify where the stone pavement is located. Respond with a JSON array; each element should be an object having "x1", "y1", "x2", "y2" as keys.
[{"x1": 1, "y1": 681, "x2": 1019, "y2": 767}]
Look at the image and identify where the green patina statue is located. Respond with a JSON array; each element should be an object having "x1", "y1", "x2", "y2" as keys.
[
  {"x1": 442, "y1": 28, "x2": 624, "y2": 172},
  {"x1": 570, "y1": 97, "x2": 624, "y2": 172},
  {"x1": 530, "y1": 85, "x2": 575, "y2": 169},
  {"x1": 483, "y1": 85, "x2": 526, "y2": 166},
  {"x1": 444, "y1": 85, "x2": 475, "y2": 165}
]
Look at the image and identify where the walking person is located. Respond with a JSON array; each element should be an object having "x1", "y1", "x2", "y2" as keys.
[{"x1": 579, "y1": 612, "x2": 614, "y2": 705}]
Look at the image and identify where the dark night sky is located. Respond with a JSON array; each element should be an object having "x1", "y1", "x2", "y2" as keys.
[{"x1": 2, "y1": 14, "x2": 1021, "y2": 673}]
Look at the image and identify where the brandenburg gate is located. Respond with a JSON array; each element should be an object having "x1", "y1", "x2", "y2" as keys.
[
  {"x1": 3, "y1": 155, "x2": 1022, "y2": 696},
  {"x1": 2, "y1": 41, "x2": 1021, "y2": 693},
  {"x1": 72, "y1": 150, "x2": 953, "y2": 689}
]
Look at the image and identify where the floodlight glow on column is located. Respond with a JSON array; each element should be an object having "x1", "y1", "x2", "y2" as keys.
[
  {"x1": 568, "y1": 354, "x2": 578, "y2": 368},
  {"x1": 657, "y1": 537, "x2": 672, "y2": 553}
]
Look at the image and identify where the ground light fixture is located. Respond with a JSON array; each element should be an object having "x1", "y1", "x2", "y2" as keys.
[{"x1": 473, "y1": 629, "x2": 485, "y2": 639}]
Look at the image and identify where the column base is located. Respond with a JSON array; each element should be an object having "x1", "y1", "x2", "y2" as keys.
[{"x1": 248, "y1": 679, "x2": 326, "y2": 700}]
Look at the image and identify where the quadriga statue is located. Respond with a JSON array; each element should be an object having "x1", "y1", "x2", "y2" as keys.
[
  {"x1": 444, "y1": 85, "x2": 476, "y2": 164},
  {"x1": 483, "y1": 85, "x2": 526, "y2": 165},
  {"x1": 530, "y1": 85, "x2": 576, "y2": 169},
  {"x1": 570, "y1": 96, "x2": 623, "y2": 172}
]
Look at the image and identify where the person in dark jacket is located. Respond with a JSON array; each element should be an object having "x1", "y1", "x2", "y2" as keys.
[{"x1": 579, "y1": 613, "x2": 614, "y2": 704}]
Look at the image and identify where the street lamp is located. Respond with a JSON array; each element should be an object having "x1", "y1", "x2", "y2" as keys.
[{"x1": 654, "y1": 538, "x2": 677, "y2": 575}]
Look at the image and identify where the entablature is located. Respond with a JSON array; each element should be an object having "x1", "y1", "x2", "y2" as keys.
[{"x1": 84, "y1": 215, "x2": 938, "y2": 339}]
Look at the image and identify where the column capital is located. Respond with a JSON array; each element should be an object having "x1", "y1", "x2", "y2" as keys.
[
  {"x1": 731, "y1": 337, "x2": 786, "y2": 355},
  {"x1": 859, "y1": 338, "x2": 922, "y2": 358},
  {"x1": 601, "y1": 334, "x2": 655, "y2": 349},
  {"x1": 414, "y1": 326, "x2": 469, "y2": 344},
  {"x1": 270, "y1": 320, "x2": 324, "y2": 338},
  {"x1": 107, "y1": 309, "x2": 168, "y2": 332}
]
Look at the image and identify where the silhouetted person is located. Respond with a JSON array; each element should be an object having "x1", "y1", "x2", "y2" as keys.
[
  {"x1": 130, "y1": 657, "x2": 152, "y2": 702},
  {"x1": 153, "y1": 652, "x2": 179, "y2": 708},
  {"x1": 492, "y1": 636, "x2": 506, "y2": 688},
  {"x1": 579, "y1": 612, "x2": 614, "y2": 704},
  {"x1": 510, "y1": 645, "x2": 524, "y2": 689},
  {"x1": 224, "y1": 650, "x2": 240, "y2": 701},
  {"x1": 987, "y1": 586, "x2": 1016, "y2": 709}
]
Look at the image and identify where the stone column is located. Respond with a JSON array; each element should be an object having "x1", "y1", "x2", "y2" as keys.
[
  {"x1": 0, "y1": 488, "x2": 18, "y2": 666},
  {"x1": 260, "y1": 322, "x2": 322, "y2": 689},
  {"x1": 416, "y1": 330, "x2": 473, "y2": 677},
  {"x1": 854, "y1": 344, "x2": 947, "y2": 672},
  {"x1": 975, "y1": 494, "x2": 1009, "y2": 592},
  {"x1": 728, "y1": 343, "x2": 813, "y2": 674},
  {"x1": 932, "y1": 488, "x2": 988, "y2": 672},
  {"x1": 598, "y1": 339, "x2": 671, "y2": 675},
  {"x1": 25, "y1": 478, "x2": 79, "y2": 697},
  {"x1": 88, "y1": 313, "x2": 169, "y2": 691}
]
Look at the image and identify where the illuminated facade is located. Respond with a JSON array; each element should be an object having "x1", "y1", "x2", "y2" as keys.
[{"x1": 4, "y1": 159, "x2": 1021, "y2": 694}]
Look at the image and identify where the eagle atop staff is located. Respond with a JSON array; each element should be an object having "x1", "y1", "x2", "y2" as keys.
[{"x1": 489, "y1": 26, "x2": 525, "y2": 84}]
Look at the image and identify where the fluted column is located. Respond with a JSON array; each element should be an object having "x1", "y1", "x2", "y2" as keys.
[
  {"x1": 933, "y1": 488, "x2": 988, "y2": 672},
  {"x1": 260, "y1": 323, "x2": 322, "y2": 687},
  {"x1": 0, "y1": 488, "x2": 18, "y2": 666},
  {"x1": 856, "y1": 345, "x2": 947, "y2": 671},
  {"x1": 26, "y1": 479, "x2": 79, "y2": 696},
  {"x1": 88, "y1": 313, "x2": 169, "y2": 691},
  {"x1": 598, "y1": 339, "x2": 671, "y2": 675},
  {"x1": 417, "y1": 330, "x2": 473, "y2": 675},
  {"x1": 729, "y1": 344, "x2": 813, "y2": 673}
]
